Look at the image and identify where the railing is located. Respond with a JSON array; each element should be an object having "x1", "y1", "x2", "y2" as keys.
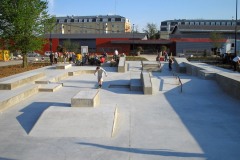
[{"x1": 172, "y1": 71, "x2": 183, "y2": 93}]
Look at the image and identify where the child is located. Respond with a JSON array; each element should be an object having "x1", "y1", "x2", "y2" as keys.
[{"x1": 94, "y1": 66, "x2": 107, "y2": 88}]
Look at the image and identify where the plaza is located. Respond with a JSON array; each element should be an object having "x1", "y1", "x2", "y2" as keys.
[{"x1": 0, "y1": 56, "x2": 240, "y2": 160}]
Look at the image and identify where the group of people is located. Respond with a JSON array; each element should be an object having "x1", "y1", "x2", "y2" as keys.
[{"x1": 49, "y1": 52, "x2": 77, "y2": 65}]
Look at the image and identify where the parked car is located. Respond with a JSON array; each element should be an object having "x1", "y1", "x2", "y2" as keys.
[{"x1": 44, "y1": 51, "x2": 51, "y2": 56}]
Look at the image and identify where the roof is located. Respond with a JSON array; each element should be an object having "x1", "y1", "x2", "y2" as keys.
[
  {"x1": 171, "y1": 25, "x2": 240, "y2": 34},
  {"x1": 45, "y1": 33, "x2": 147, "y2": 39}
]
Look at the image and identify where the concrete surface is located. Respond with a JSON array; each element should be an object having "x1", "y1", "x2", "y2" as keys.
[{"x1": 0, "y1": 58, "x2": 240, "y2": 160}]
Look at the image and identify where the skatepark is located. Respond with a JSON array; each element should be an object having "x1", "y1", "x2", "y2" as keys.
[{"x1": 0, "y1": 56, "x2": 240, "y2": 160}]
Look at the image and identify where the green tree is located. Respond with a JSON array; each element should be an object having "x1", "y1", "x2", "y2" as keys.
[
  {"x1": 0, "y1": 0, "x2": 55, "y2": 67},
  {"x1": 143, "y1": 23, "x2": 159, "y2": 39},
  {"x1": 210, "y1": 32, "x2": 224, "y2": 55}
]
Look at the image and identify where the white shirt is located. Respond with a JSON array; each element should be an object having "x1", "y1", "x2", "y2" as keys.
[{"x1": 233, "y1": 56, "x2": 240, "y2": 62}]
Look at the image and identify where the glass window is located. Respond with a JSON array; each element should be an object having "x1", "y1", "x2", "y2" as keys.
[
  {"x1": 206, "y1": 22, "x2": 210, "y2": 25},
  {"x1": 210, "y1": 22, "x2": 215, "y2": 25},
  {"x1": 216, "y1": 22, "x2": 220, "y2": 25},
  {"x1": 195, "y1": 22, "x2": 200, "y2": 25},
  {"x1": 221, "y1": 22, "x2": 226, "y2": 25},
  {"x1": 200, "y1": 22, "x2": 205, "y2": 25}
]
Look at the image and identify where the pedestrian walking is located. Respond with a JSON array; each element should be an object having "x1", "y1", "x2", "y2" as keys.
[
  {"x1": 94, "y1": 66, "x2": 107, "y2": 88},
  {"x1": 232, "y1": 55, "x2": 240, "y2": 71}
]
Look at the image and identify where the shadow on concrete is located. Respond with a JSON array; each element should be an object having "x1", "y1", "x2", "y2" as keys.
[
  {"x1": 0, "y1": 157, "x2": 16, "y2": 160},
  {"x1": 78, "y1": 142, "x2": 205, "y2": 158},
  {"x1": 16, "y1": 102, "x2": 70, "y2": 134},
  {"x1": 163, "y1": 76, "x2": 240, "y2": 159}
]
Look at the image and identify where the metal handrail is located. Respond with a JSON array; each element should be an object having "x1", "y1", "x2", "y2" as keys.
[{"x1": 172, "y1": 71, "x2": 183, "y2": 93}]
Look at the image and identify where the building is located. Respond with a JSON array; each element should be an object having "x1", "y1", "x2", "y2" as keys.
[
  {"x1": 160, "y1": 19, "x2": 240, "y2": 39},
  {"x1": 51, "y1": 15, "x2": 131, "y2": 34},
  {"x1": 170, "y1": 25, "x2": 240, "y2": 56}
]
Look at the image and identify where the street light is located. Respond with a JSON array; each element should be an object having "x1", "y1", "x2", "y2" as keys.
[
  {"x1": 132, "y1": 24, "x2": 135, "y2": 55},
  {"x1": 235, "y1": 0, "x2": 238, "y2": 57}
]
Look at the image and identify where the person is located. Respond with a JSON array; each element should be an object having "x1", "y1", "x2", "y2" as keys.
[
  {"x1": 169, "y1": 56, "x2": 173, "y2": 71},
  {"x1": 164, "y1": 51, "x2": 168, "y2": 62},
  {"x1": 232, "y1": 55, "x2": 240, "y2": 71},
  {"x1": 94, "y1": 66, "x2": 107, "y2": 88},
  {"x1": 54, "y1": 52, "x2": 58, "y2": 64},
  {"x1": 49, "y1": 52, "x2": 54, "y2": 65},
  {"x1": 75, "y1": 53, "x2": 82, "y2": 66}
]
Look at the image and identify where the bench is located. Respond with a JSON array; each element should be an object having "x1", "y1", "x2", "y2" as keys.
[
  {"x1": 56, "y1": 64, "x2": 72, "y2": 69},
  {"x1": 141, "y1": 71, "x2": 153, "y2": 95},
  {"x1": 71, "y1": 90, "x2": 100, "y2": 107},
  {"x1": 0, "y1": 72, "x2": 45, "y2": 90},
  {"x1": 118, "y1": 57, "x2": 126, "y2": 73}
]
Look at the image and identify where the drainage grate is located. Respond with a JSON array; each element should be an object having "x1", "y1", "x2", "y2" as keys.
[{"x1": 108, "y1": 84, "x2": 130, "y2": 88}]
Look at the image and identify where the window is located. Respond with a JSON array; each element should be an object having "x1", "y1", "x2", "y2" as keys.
[
  {"x1": 190, "y1": 22, "x2": 194, "y2": 25},
  {"x1": 195, "y1": 22, "x2": 200, "y2": 25},
  {"x1": 210, "y1": 22, "x2": 215, "y2": 25},
  {"x1": 216, "y1": 22, "x2": 220, "y2": 26},
  {"x1": 200, "y1": 22, "x2": 205, "y2": 25},
  {"x1": 111, "y1": 18, "x2": 115, "y2": 22},
  {"x1": 74, "y1": 19, "x2": 78, "y2": 23},
  {"x1": 115, "y1": 18, "x2": 121, "y2": 21},
  {"x1": 206, "y1": 22, "x2": 210, "y2": 25},
  {"x1": 185, "y1": 22, "x2": 189, "y2": 25},
  {"x1": 221, "y1": 22, "x2": 226, "y2": 25}
]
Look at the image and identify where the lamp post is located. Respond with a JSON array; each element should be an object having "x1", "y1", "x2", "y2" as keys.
[
  {"x1": 235, "y1": 0, "x2": 238, "y2": 57},
  {"x1": 132, "y1": 24, "x2": 135, "y2": 55}
]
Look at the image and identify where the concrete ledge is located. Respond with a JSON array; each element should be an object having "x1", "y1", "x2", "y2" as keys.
[
  {"x1": 174, "y1": 58, "x2": 188, "y2": 73},
  {"x1": 39, "y1": 83, "x2": 62, "y2": 92},
  {"x1": 0, "y1": 72, "x2": 45, "y2": 90},
  {"x1": 216, "y1": 73, "x2": 240, "y2": 99},
  {"x1": 68, "y1": 70, "x2": 95, "y2": 76},
  {"x1": 199, "y1": 70, "x2": 216, "y2": 80},
  {"x1": 142, "y1": 61, "x2": 161, "y2": 72},
  {"x1": 0, "y1": 84, "x2": 39, "y2": 112},
  {"x1": 56, "y1": 64, "x2": 72, "y2": 69},
  {"x1": 141, "y1": 71, "x2": 153, "y2": 95},
  {"x1": 71, "y1": 89, "x2": 100, "y2": 107},
  {"x1": 118, "y1": 57, "x2": 126, "y2": 73}
]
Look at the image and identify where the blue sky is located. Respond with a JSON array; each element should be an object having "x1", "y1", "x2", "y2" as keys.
[{"x1": 48, "y1": 0, "x2": 238, "y2": 31}]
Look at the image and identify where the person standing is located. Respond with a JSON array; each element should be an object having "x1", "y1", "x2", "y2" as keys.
[
  {"x1": 232, "y1": 55, "x2": 240, "y2": 71},
  {"x1": 169, "y1": 56, "x2": 173, "y2": 71},
  {"x1": 94, "y1": 66, "x2": 107, "y2": 88},
  {"x1": 49, "y1": 52, "x2": 54, "y2": 65}
]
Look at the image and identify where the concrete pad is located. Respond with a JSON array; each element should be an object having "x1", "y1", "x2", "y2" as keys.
[
  {"x1": 29, "y1": 106, "x2": 118, "y2": 138},
  {"x1": 71, "y1": 89, "x2": 100, "y2": 107},
  {"x1": 38, "y1": 83, "x2": 62, "y2": 92},
  {"x1": 55, "y1": 64, "x2": 72, "y2": 69},
  {"x1": 142, "y1": 61, "x2": 161, "y2": 72}
]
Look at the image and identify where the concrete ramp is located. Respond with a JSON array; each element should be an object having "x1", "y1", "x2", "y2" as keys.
[{"x1": 29, "y1": 106, "x2": 118, "y2": 138}]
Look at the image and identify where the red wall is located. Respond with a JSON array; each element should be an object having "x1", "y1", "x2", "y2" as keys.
[
  {"x1": 42, "y1": 38, "x2": 59, "y2": 54},
  {"x1": 96, "y1": 38, "x2": 130, "y2": 55}
]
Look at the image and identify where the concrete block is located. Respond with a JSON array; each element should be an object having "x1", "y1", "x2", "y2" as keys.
[
  {"x1": 56, "y1": 64, "x2": 72, "y2": 69},
  {"x1": 71, "y1": 90, "x2": 100, "y2": 107},
  {"x1": 141, "y1": 71, "x2": 153, "y2": 95},
  {"x1": 118, "y1": 57, "x2": 126, "y2": 73},
  {"x1": 142, "y1": 61, "x2": 161, "y2": 72},
  {"x1": 39, "y1": 83, "x2": 62, "y2": 92}
]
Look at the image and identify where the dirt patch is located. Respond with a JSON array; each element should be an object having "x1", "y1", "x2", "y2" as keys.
[{"x1": 0, "y1": 62, "x2": 51, "y2": 78}]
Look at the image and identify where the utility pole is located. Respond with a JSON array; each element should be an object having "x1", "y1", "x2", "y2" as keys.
[{"x1": 235, "y1": 0, "x2": 238, "y2": 57}]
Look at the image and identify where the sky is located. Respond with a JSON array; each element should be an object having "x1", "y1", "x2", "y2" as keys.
[{"x1": 47, "y1": 0, "x2": 239, "y2": 31}]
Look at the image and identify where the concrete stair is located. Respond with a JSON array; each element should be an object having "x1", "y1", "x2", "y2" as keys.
[{"x1": 38, "y1": 83, "x2": 63, "y2": 92}]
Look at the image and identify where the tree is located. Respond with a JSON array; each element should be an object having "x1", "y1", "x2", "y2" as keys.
[
  {"x1": 210, "y1": 32, "x2": 224, "y2": 55},
  {"x1": 143, "y1": 23, "x2": 159, "y2": 39},
  {"x1": 0, "y1": 0, "x2": 55, "y2": 67},
  {"x1": 63, "y1": 40, "x2": 80, "y2": 53}
]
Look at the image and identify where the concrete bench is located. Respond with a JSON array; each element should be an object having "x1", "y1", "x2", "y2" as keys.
[
  {"x1": 118, "y1": 57, "x2": 126, "y2": 73},
  {"x1": 141, "y1": 71, "x2": 153, "y2": 95},
  {"x1": 38, "y1": 83, "x2": 63, "y2": 92},
  {"x1": 71, "y1": 90, "x2": 100, "y2": 107},
  {"x1": 68, "y1": 70, "x2": 95, "y2": 76},
  {"x1": 56, "y1": 64, "x2": 72, "y2": 69},
  {"x1": 0, "y1": 72, "x2": 45, "y2": 90}
]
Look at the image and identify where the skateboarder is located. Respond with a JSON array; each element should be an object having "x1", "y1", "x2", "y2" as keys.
[{"x1": 94, "y1": 66, "x2": 107, "y2": 88}]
